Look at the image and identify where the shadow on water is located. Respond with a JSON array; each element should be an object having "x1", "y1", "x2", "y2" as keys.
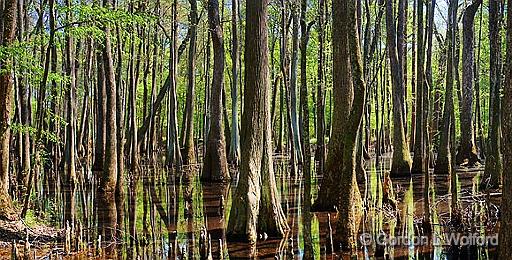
[{"x1": 15, "y1": 154, "x2": 499, "y2": 259}]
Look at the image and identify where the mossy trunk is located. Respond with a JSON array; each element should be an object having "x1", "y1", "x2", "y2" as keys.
[
  {"x1": 313, "y1": 0, "x2": 354, "y2": 209},
  {"x1": 257, "y1": 105, "x2": 288, "y2": 237},
  {"x1": 0, "y1": 0, "x2": 18, "y2": 221},
  {"x1": 385, "y1": 0, "x2": 412, "y2": 177},
  {"x1": 332, "y1": 0, "x2": 365, "y2": 252}
]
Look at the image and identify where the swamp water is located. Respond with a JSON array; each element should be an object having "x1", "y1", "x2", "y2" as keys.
[{"x1": 1, "y1": 155, "x2": 500, "y2": 259}]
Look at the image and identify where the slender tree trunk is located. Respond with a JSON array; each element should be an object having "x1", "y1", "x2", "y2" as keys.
[
  {"x1": 422, "y1": 0, "x2": 436, "y2": 232},
  {"x1": 316, "y1": 0, "x2": 326, "y2": 175},
  {"x1": 289, "y1": 4, "x2": 303, "y2": 168},
  {"x1": 16, "y1": 0, "x2": 30, "y2": 196},
  {"x1": 114, "y1": 23, "x2": 126, "y2": 240},
  {"x1": 17, "y1": 0, "x2": 34, "y2": 218},
  {"x1": 300, "y1": 0, "x2": 312, "y2": 185},
  {"x1": 435, "y1": 0, "x2": 458, "y2": 175},
  {"x1": 166, "y1": 0, "x2": 183, "y2": 168},
  {"x1": 182, "y1": 0, "x2": 198, "y2": 165},
  {"x1": 399, "y1": 0, "x2": 408, "y2": 128},
  {"x1": 129, "y1": 22, "x2": 139, "y2": 172},
  {"x1": 386, "y1": 0, "x2": 412, "y2": 176},
  {"x1": 62, "y1": 0, "x2": 77, "y2": 226},
  {"x1": 98, "y1": 0, "x2": 118, "y2": 241},
  {"x1": 483, "y1": 0, "x2": 502, "y2": 189},
  {"x1": 457, "y1": 0, "x2": 482, "y2": 165},
  {"x1": 411, "y1": 0, "x2": 427, "y2": 174},
  {"x1": 228, "y1": 0, "x2": 240, "y2": 165},
  {"x1": 202, "y1": 0, "x2": 230, "y2": 182},
  {"x1": 93, "y1": 51, "x2": 106, "y2": 172},
  {"x1": 410, "y1": 0, "x2": 417, "y2": 148}
]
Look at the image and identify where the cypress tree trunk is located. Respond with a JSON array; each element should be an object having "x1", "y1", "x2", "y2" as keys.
[
  {"x1": 434, "y1": 0, "x2": 457, "y2": 175},
  {"x1": 114, "y1": 23, "x2": 126, "y2": 240},
  {"x1": 166, "y1": 0, "x2": 183, "y2": 169},
  {"x1": 299, "y1": 4, "x2": 314, "y2": 259},
  {"x1": 202, "y1": 0, "x2": 229, "y2": 182},
  {"x1": 289, "y1": 5, "x2": 303, "y2": 168},
  {"x1": 398, "y1": 0, "x2": 407, "y2": 126},
  {"x1": 316, "y1": 0, "x2": 326, "y2": 175},
  {"x1": 98, "y1": 0, "x2": 118, "y2": 241},
  {"x1": 411, "y1": 0, "x2": 427, "y2": 174},
  {"x1": 385, "y1": 0, "x2": 412, "y2": 176},
  {"x1": 182, "y1": 0, "x2": 198, "y2": 166},
  {"x1": 63, "y1": 0, "x2": 76, "y2": 226},
  {"x1": 17, "y1": 0, "x2": 30, "y2": 195},
  {"x1": 227, "y1": 0, "x2": 288, "y2": 242},
  {"x1": 482, "y1": 0, "x2": 502, "y2": 189},
  {"x1": 129, "y1": 24, "x2": 139, "y2": 172},
  {"x1": 0, "y1": 0, "x2": 18, "y2": 221},
  {"x1": 300, "y1": 0, "x2": 312, "y2": 187},
  {"x1": 457, "y1": 0, "x2": 482, "y2": 166},
  {"x1": 333, "y1": 0, "x2": 365, "y2": 250},
  {"x1": 410, "y1": 0, "x2": 417, "y2": 149},
  {"x1": 228, "y1": 0, "x2": 240, "y2": 165},
  {"x1": 93, "y1": 52, "x2": 107, "y2": 172},
  {"x1": 499, "y1": 0, "x2": 512, "y2": 253}
]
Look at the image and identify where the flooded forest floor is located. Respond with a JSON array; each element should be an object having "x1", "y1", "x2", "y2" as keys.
[{"x1": 0, "y1": 153, "x2": 501, "y2": 259}]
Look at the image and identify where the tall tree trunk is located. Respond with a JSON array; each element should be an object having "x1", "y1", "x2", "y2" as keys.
[
  {"x1": 98, "y1": 0, "x2": 118, "y2": 241},
  {"x1": 63, "y1": 0, "x2": 76, "y2": 226},
  {"x1": 398, "y1": 0, "x2": 407, "y2": 129},
  {"x1": 17, "y1": 0, "x2": 33, "y2": 218},
  {"x1": 410, "y1": 0, "x2": 417, "y2": 149},
  {"x1": 435, "y1": 0, "x2": 457, "y2": 175},
  {"x1": 227, "y1": 0, "x2": 289, "y2": 243},
  {"x1": 474, "y1": 6, "x2": 484, "y2": 159},
  {"x1": 333, "y1": 0, "x2": 365, "y2": 250},
  {"x1": 457, "y1": 0, "x2": 482, "y2": 165},
  {"x1": 93, "y1": 52, "x2": 106, "y2": 172},
  {"x1": 499, "y1": 0, "x2": 512, "y2": 253},
  {"x1": 483, "y1": 0, "x2": 502, "y2": 189},
  {"x1": 129, "y1": 24, "x2": 139, "y2": 172},
  {"x1": 182, "y1": 0, "x2": 198, "y2": 165},
  {"x1": 386, "y1": 0, "x2": 412, "y2": 176},
  {"x1": 16, "y1": 0, "x2": 30, "y2": 196},
  {"x1": 0, "y1": 0, "x2": 17, "y2": 221},
  {"x1": 316, "y1": 0, "x2": 326, "y2": 175},
  {"x1": 289, "y1": 4, "x2": 303, "y2": 169},
  {"x1": 228, "y1": 0, "x2": 240, "y2": 164},
  {"x1": 411, "y1": 0, "x2": 427, "y2": 174},
  {"x1": 422, "y1": 0, "x2": 436, "y2": 232},
  {"x1": 300, "y1": 0, "x2": 312, "y2": 188},
  {"x1": 166, "y1": 0, "x2": 183, "y2": 168},
  {"x1": 202, "y1": 0, "x2": 229, "y2": 182},
  {"x1": 114, "y1": 23, "x2": 126, "y2": 240}
]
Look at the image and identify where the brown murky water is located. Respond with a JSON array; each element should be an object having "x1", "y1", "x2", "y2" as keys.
[{"x1": 0, "y1": 154, "x2": 500, "y2": 259}]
